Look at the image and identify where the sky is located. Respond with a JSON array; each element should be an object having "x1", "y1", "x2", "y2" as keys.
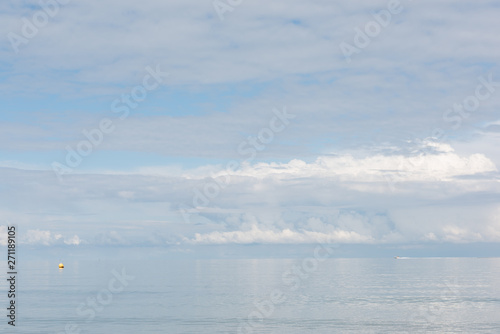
[{"x1": 1, "y1": 0, "x2": 500, "y2": 257}]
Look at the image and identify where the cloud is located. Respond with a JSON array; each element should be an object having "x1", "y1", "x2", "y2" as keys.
[
  {"x1": 3, "y1": 0, "x2": 499, "y2": 94},
  {"x1": 186, "y1": 204, "x2": 500, "y2": 245},
  {"x1": 0, "y1": 226, "x2": 7, "y2": 246},
  {"x1": 208, "y1": 141, "x2": 497, "y2": 184},
  {"x1": 21, "y1": 229, "x2": 82, "y2": 246},
  {"x1": 189, "y1": 224, "x2": 373, "y2": 245},
  {"x1": 64, "y1": 234, "x2": 81, "y2": 245},
  {"x1": 441, "y1": 225, "x2": 483, "y2": 243},
  {"x1": 2, "y1": 1, "x2": 500, "y2": 150},
  {"x1": 0, "y1": 139, "x2": 499, "y2": 247}
]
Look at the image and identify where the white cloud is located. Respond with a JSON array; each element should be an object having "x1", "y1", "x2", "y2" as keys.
[
  {"x1": 441, "y1": 225, "x2": 483, "y2": 243},
  {"x1": 64, "y1": 234, "x2": 81, "y2": 245},
  {"x1": 21, "y1": 229, "x2": 82, "y2": 246},
  {"x1": 189, "y1": 224, "x2": 372, "y2": 245},
  {"x1": 203, "y1": 142, "x2": 498, "y2": 187},
  {"x1": 3, "y1": 0, "x2": 499, "y2": 94},
  {"x1": 118, "y1": 191, "x2": 135, "y2": 199},
  {"x1": 0, "y1": 140, "x2": 499, "y2": 247},
  {"x1": 0, "y1": 226, "x2": 7, "y2": 246},
  {"x1": 187, "y1": 204, "x2": 500, "y2": 245},
  {"x1": 23, "y1": 229, "x2": 52, "y2": 246},
  {"x1": 107, "y1": 141, "x2": 495, "y2": 184}
]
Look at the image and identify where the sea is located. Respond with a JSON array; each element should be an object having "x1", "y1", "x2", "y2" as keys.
[{"x1": 1, "y1": 256, "x2": 500, "y2": 333}]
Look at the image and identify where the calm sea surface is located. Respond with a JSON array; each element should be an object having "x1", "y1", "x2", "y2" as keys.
[{"x1": 2, "y1": 257, "x2": 500, "y2": 333}]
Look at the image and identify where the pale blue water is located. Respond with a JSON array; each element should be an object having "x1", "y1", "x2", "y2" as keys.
[{"x1": 2, "y1": 257, "x2": 500, "y2": 333}]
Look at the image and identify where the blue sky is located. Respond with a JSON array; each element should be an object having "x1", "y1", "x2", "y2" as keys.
[{"x1": 1, "y1": 0, "x2": 500, "y2": 256}]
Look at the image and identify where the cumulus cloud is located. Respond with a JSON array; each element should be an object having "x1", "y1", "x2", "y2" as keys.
[
  {"x1": 207, "y1": 142, "x2": 497, "y2": 184},
  {"x1": 64, "y1": 234, "x2": 81, "y2": 245},
  {"x1": 189, "y1": 225, "x2": 372, "y2": 244},
  {"x1": 21, "y1": 229, "x2": 82, "y2": 246},
  {"x1": 0, "y1": 140, "x2": 499, "y2": 248},
  {"x1": 121, "y1": 141, "x2": 496, "y2": 186},
  {"x1": 185, "y1": 204, "x2": 500, "y2": 245}
]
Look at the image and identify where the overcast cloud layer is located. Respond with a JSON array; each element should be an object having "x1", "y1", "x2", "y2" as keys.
[{"x1": 1, "y1": 0, "x2": 499, "y2": 254}]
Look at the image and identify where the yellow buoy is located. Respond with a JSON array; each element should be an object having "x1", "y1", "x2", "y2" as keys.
[{"x1": 59, "y1": 263, "x2": 64, "y2": 269}]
